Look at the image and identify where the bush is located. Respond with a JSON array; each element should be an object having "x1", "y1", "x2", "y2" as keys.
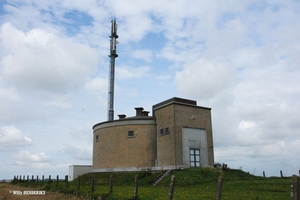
[{"x1": 214, "y1": 162, "x2": 229, "y2": 171}]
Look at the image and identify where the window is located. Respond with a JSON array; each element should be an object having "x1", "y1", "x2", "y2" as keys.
[
  {"x1": 165, "y1": 127, "x2": 170, "y2": 134},
  {"x1": 160, "y1": 128, "x2": 164, "y2": 135},
  {"x1": 128, "y1": 131, "x2": 134, "y2": 137},
  {"x1": 95, "y1": 135, "x2": 99, "y2": 142},
  {"x1": 159, "y1": 127, "x2": 170, "y2": 136},
  {"x1": 190, "y1": 148, "x2": 200, "y2": 167}
]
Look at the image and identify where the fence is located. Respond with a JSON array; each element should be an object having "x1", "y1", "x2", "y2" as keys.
[
  {"x1": 262, "y1": 170, "x2": 300, "y2": 178},
  {"x1": 12, "y1": 172, "x2": 300, "y2": 200}
]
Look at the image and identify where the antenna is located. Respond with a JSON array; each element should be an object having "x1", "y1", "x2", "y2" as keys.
[{"x1": 108, "y1": 19, "x2": 118, "y2": 121}]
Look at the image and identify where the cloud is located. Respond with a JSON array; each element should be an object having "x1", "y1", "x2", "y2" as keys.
[
  {"x1": 45, "y1": 100, "x2": 72, "y2": 109},
  {"x1": 85, "y1": 77, "x2": 108, "y2": 92},
  {"x1": 69, "y1": 125, "x2": 93, "y2": 141},
  {"x1": 0, "y1": 86, "x2": 20, "y2": 100},
  {"x1": 63, "y1": 145, "x2": 92, "y2": 160},
  {"x1": 117, "y1": 65, "x2": 151, "y2": 79},
  {"x1": 0, "y1": 22, "x2": 99, "y2": 93},
  {"x1": 238, "y1": 120, "x2": 258, "y2": 132},
  {"x1": 215, "y1": 138, "x2": 300, "y2": 175},
  {"x1": 130, "y1": 49, "x2": 153, "y2": 62},
  {"x1": 175, "y1": 59, "x2": 234, "y2": 99},
  {"x1": 10, "y1": 150, "x2": 51, "y2": 168},
  {"x1": 0, "y1": 126, "x2": 32, "y2": 147},
  {"x1": 155, "y1": 74, "x2": 171, "y2": 81}
]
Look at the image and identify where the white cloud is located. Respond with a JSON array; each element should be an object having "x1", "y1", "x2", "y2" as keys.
[
  {"x1": 215, "y1": 138, "x2": 300, "y2": 176},
  {"x1": 0, "y1": 22, "x2": 99, "y2": 93},
  {"x1": 0, "y1": 126, "x2": 32, "y2": 147},
  {"x1": 0, "y1": 86, "x2": 20, "y2": 100},
  {"x1": 63, "y1": 145, "x2": 92, "y2": 160},
  {"x1": 69, "y1": 125, "x2": 93, "y2": 141},
  {"x1": 155, "y1": 74, "x2": 171, "y2": 81},
  {"x1": 116, "y1": 66, "x2": 151, "y2": 79},
  {"x1": 10, "y1": 150, "x2": 51, "y2": 168},
  {"x1": 131, "y1": 49, "x2": 153, "y2": 62},
  {"x1": 238, "y1": 120, "x2": 257, "y2": 132},
  {"x1": 175, "y1": 59, "x2": 234, "y2": 99},
  {"x1": 45, "y1": 100, "x2": 72, "y2": 109},
  {"x1": 85, "y1": 77, "x2": 108, "y2": 92}
]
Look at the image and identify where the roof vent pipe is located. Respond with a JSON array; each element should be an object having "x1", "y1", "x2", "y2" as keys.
[
  {"x1": 118, "y1": 114, "x2": 126, "y2": 119},
  {"x1": 135, "y1": 107, "x2": 144, "y2": 116},
  {"x1": 142, "y1": 111, "x2": 150, "y2": 116}
]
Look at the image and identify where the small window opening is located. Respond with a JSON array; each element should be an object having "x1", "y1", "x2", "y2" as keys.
[
  {"x1": 128, "y1": 131, "x2": 135, "y2": 137},
  {"x1": 160, "y1": 128, "x2": 164, "y2": 135},
  {"x1": 165, "y1": 127, "x2": 170, "y2": 134},
  {"x1": 95, "y1": 135, "x2": 99, "y2": 142}
]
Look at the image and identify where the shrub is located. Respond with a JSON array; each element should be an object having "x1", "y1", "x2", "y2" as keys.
[{"x1": 214, "y1": 162, "x2": 229, "y2": 171}]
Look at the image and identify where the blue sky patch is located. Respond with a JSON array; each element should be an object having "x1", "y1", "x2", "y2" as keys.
[{"x1": 62, "y1": 10, "x2": 94, "y2": 34}]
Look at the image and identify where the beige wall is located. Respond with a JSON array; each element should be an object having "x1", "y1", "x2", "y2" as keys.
[
  {"x1": 155, "y1": 102, "x2": 214, "y2": 168},
  {"x1": 174, "y1": 104, "x2": 214, "y2": 166},
  {"x1": 155, "y1": 104, "x2": 176, "y2": 167},
  {"x1": 93, "y1": 120, "x2": 156, "y2": 169}
]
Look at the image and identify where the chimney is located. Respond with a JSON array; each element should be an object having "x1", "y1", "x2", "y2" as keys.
[
  {"x1": 135, "y1": 107, "x2": 144, "y2": 116},
  {"x1": 118, "y1": 114, "x2": 126, "y2": 119},
  {"x1": 142, "y1": 111, "x2": 150, "y2": 116}
]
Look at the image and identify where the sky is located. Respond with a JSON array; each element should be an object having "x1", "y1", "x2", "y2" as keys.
[{"x1": 0, "y1": 0, "x2": 299, "y2": 179}]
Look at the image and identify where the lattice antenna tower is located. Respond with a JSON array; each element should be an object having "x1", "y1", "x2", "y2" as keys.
[{"x1": 108, "y1": 19, "x2": 118, "y2": 121}]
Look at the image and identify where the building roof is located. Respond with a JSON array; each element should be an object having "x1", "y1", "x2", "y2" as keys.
[{"x1": 152, "y1": 97, "x2": 211, "y2": 111}]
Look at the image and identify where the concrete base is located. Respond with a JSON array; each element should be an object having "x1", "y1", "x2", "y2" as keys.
[{"x1": 92, "y1": 165, "x2": 185, "y2": 173}]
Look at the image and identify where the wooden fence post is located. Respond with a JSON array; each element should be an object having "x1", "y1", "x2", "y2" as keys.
[
  {"x1": 77, "y1": 175, "x2": 80, "y2": 191},
  {"x1": 31, "y1": 175, "x2": 34, "y2": 182},
  {"x1": 27, "y1": 175, "x2": 29, "y2": 182},
  {"x1": 134, "y1": 175, "x2": 139, "y2": 199},
  {"x1": 263, "y1": 171, "x2": 265, "y2": 177},
  {"x1": 215, "y1": 176, "x2": 224, "y2": 200},
  {"x1": 48, "y1": 175, "x2": 51, "y2": 184},
  {"x1": 168, "y1": 175, "x2": 176, "y2": 200},
  {"x1": 37, "y1": 175, "x2": 39, "y2": 182},
  {"x1": 42, "y1": 175, "x2": 44, "y2": 183},
  {"x1": 56, "y1": 175, "x2": 59, "y2": 187},
  {"x1": 280, "y1": 170, "x2": 283, "y2": 178},
  {"x1": 23, "y1": 175, "x2": 25, "y2": 181},
  {"x1": 109, "y1": 175, "x2": 113, "y2": 193},
  {"x1": 65, "y1": 175, "x2": 69, "y2": 187},
  {"x1": 91, "y1": 174, "x2": 95, "y2": 192},
  {"x1": 291, "y1": 175, "x2": 299, "y2": 200}
]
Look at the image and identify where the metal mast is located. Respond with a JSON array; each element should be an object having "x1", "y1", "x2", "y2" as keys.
[{"x1": 108, "y1": 19, "x2": 118, "y2": 121}]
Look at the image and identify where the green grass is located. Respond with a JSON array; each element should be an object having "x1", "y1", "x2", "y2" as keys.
[{"x1": 11, "y1": 168, "x2": 293, "y2": 200}]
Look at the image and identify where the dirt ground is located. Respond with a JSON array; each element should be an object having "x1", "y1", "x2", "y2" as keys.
[{"x1": 0, "y1": 182, "x2": 86, "y2": 200}]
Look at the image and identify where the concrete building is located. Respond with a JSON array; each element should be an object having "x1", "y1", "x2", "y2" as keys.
[
  {"x1": 92, "y1": 97, "x2": 214, "y2": 172},
  {"x1": 68, "y1": 165, "x2": 92, "y2": 181}
]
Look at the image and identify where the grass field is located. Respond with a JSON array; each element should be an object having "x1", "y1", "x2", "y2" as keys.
[{"x1": 12, "y1": 168, "x2": 293, "y2": 200}]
